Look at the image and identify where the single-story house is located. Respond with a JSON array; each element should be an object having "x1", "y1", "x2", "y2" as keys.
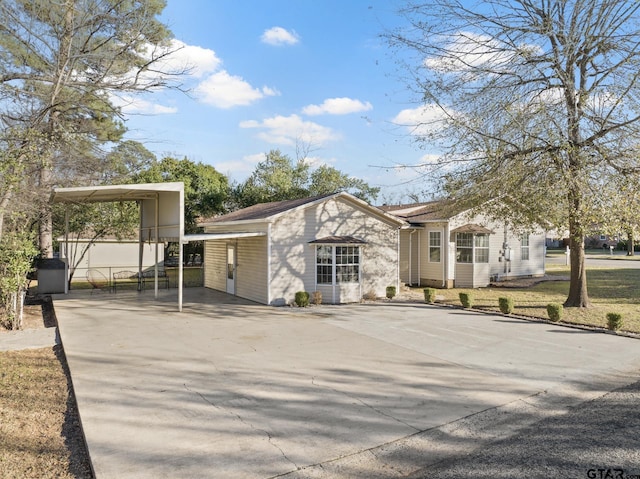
[
  {"x1": 199, "y1": 192, "x2": 406, "y2": 305},
  {"x1": 380, "y1": 200, "x2": 546, "y2": 288},
  {"x1": 57, "y1": 237, "x2": 162, "y2": 282}
]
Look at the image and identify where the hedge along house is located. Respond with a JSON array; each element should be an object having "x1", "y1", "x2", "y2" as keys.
[
  {"x1": 381, "y1": 200, "x2": 546, "y2": 289},
  {"x1": 199, "y1": 192, "x2": 406, "y2": 305}
]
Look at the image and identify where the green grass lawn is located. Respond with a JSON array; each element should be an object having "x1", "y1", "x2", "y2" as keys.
[{"x1": 429, "y1": 264, "x2": 640, "y2": 334}]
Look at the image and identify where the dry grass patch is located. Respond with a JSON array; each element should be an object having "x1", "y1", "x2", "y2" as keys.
[{"x1": 0, "y1": 347, "x2": 92, "y2": 479}]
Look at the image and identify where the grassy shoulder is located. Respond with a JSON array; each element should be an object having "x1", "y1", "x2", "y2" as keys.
[
  {"x1": 428, "y1": 266, "x2": 640, "y2": 334},
  {"x1": 0, "y1": 346, "x2": 92, "y2": 479}
]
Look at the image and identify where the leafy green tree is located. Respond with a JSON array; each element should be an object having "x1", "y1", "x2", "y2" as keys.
[
  {"x1": 0, "y1": 231, "x2": 38, "y2": 330},
  {"x1": 387, "y1": 0, "x2": 640, "y2": 307},
  {"x1": 0, "y1": 0, "x2": 184, "y2": 255},
  {"x1": 234, "y1": 150, "x2": 380, "y2": 208},
  {"x1": 309, "y1": 164, "x2": 380, "y2": 203},
  {"x1": 234, "y1": 150, "x2": 310, "y2": 208}
]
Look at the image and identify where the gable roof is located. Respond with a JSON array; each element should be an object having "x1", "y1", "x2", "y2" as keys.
[
  {"x1": 200, "y1": 192, "x2": 406, "y2": 227},
  {"x1": 380, "y1": 198, "x2": 463, "y2": 223}
]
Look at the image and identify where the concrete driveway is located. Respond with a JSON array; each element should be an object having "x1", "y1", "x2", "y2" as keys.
[{"x1": 54, "y1": 288, "x2": 640, "y2": 478}]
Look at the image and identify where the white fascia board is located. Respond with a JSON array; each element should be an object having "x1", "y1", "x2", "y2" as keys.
[{"x1": 183, "y1": 232, "x2": 266, "y2": 243}]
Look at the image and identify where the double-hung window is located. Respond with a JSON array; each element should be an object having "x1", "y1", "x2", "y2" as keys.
[
  {"x1": 429, "y1": 231, "x2": 441, "y2": 262},
  {"x1": 456, "y1": 233, "x2": 489, "y2": 263},
  {"x1": 521, "y1": 234, "x2": 530, "y2": 261},
  {"x1": 456, "y1": 233, "x2": 473, "y2": 263},
  {"x1": 474, "y1": 234, "x2": 489, "y2": 263},
  {"x1": 316, "y1": 245, "x2": 360, "y2": 284}
]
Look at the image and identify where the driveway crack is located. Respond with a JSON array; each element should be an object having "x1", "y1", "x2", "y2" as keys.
[
  {"x1": 183, "y1": 384, "x2": 299, "y2": 470},
  {"x1": 311, "y1": 376, "x2": 420, "y2": 432}
]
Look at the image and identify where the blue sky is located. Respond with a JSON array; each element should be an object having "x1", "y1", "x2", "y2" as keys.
[{"x1": 119, "y1": 1, "x2": 432, "y2": 202}]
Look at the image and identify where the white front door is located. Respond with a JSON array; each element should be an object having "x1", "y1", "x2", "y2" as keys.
[{"x1": 226, "y1": 245, "x2": 235, "y2": 294}]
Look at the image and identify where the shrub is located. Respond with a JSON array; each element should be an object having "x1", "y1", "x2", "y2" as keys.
[
  {"x1": 423, "y1": 287, "x2": 437, "y2": 304},
  {"x1": 498, "y1": 297, "x2": 514, "y2": 314},
  {"x1": 386, "y1": 286, "x2": 396, "y2": 299},
  {"x1": 294, "y1": 291, "x2": 310, "y2": 307},
  {"x1": 459, "y1": 292, "x2": 473, "y2": 308},
  {"x1": 606, "y1": 312, "x2": 623, "y2": 331},
  {"x1": 362, "y1": 290, "x2": 377, "y2": 301},
  {"x1": 547, "y1": 303, "x2": 563, "y2": 322},
  {"x1": 311, "y1": 290, "x2": 322, "y2": 305}
]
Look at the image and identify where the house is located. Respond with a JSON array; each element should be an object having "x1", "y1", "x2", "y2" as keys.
[
  {"x1": 57, "y1": 237, "x2": 163, "y2": 282},
  {"x1": 381, "y1": 200, "x2": 546, "y2": 288},
  {"x1": 199, "y1": 192, "x2": 406, "y2": 305}
]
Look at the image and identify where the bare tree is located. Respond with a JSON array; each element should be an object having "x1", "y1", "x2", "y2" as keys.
[{"x1": 387, "y1": 0, "x2": 640, "y2": 307}]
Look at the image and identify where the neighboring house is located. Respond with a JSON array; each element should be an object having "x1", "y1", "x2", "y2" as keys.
[
  {"x1": 381, "y1": 200, "x2": 546, "y2": 288},
  {"x1": 199, "y1": 192, "x2": 406, "y2": 305},
  {"x1": 58, "y1": 238, "x2": 163, "y2": 281}
]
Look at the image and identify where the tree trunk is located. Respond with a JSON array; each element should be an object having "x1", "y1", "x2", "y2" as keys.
[
  {"x1": 38, "y1": 167, "x2": 53, "y2": 258},
  {"x1": 565, "y1": 221, "x2": 591, "y2": 307},
  {"x1": 627, "y1": 230, "x2": 634, "y2": 256},
  {"x1": 564, "y1": 182, "x2": 591, "y2": 307}
]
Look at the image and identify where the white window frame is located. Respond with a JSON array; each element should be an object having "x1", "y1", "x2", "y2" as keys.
[
  {"x1": 456, "y1": 233, "x2": 489, "y2": 263},
  {"x1": 316, "y1": 245, "x2": 361, "y2": 285},
  {"x1": 474, "y1": 234, "x2": 489, "y2": 263},
  {"x1": 456, "y1": 233, "x2": 473, "y2": 263},
  {"x1": 429, "y1": 231, "x2": 441, "y2": 263},
  {"x1": 521, "y1": 234, "x2": 530, "y2": 261}
]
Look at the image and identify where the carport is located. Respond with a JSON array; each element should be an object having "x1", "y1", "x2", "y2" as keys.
[
  {"x1": 51, "y1": 183, "x2": 187, "y2": 310},
  {"x1": 51, "y1": 182, "x2": 266, "y2": 311}
]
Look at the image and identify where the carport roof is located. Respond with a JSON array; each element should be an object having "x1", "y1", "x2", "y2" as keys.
[{"x1": 50, "y1": 182, "x2": 184, "y2": 203}]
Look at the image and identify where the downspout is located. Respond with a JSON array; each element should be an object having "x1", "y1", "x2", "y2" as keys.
[
  {"x1": 417, "y1": 229, "x2": 421, "y2": 287},
  {"x1": 442, "y1": 224, "x2": 448, "y2": 288},
  {"x1": 409, "y1": 229, "x2": 416, "y2": 286},
  {"x1": 267, "y1": 223, "x2": 272, "y2": 305}
]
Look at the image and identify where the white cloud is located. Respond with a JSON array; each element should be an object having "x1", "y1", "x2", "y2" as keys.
[
  {"x1": 111, "y1": 94, "x2": 178, "y2": 115},
  {"x1": 261, "y1": 27, "x2": 300, "y2": 46},
  {"x1": 195, "y1": 71, "x2": 279, "y2": 108},
  {"x1": 302, "y1": 97, "x2": 373, "y2": 116},
  {"x1": 392, "y1": 105, "x2": 448, "y2": 136},
  {"x1": 239, "y1": 114, "x2": 339, "y2": 146},
  {"x1": 159, "y1": 39, "x2": 222, "y2": 78},
  {"x1": 214, "y1": 153, "x2": 265, "y2": 180}
]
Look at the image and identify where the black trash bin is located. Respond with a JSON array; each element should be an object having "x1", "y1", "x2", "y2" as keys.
[{"x1": 37, "y1": 258, "x2": 68, "y2": 294}]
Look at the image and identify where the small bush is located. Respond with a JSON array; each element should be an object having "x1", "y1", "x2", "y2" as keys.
[
  {"x1": 606, "y1": 312, "x2": 623, "y2": 331},
  {"x1": 459, "y1": 292, "x2": 473, "y2": 308},
  {"x1": 311, "y1": 290, "x2": 322, "y2": 305},
  {"x1": 294, "y1": 291, "x2": 310, "y2": 307},
  {"x1": 498, "y1": 297, "x2": 514, "y2": 314},
  {"x1": 386, "y1": 286, "x2": 396, "y2": 299},
  {"x1": 423, "y1": 287, "x2": 437, "y2": 304},
  {"x1": 547, "y1": 303, "x2": 563, "y2": 322},
  {"x1": 362, "y1": 290, "x2": 377, "y2": 301}
]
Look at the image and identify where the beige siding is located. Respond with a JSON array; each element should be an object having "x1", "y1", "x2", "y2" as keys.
[
  {"x1": 270, "y1": 197, "x2": 399, "y2": 305},
  {"x1": 203, "y1": 241, "x2": 226, "y2": 292},
  {"x1": 399, "y1": 229, "x2": 420, "y2": 286},
  {"x1": 454, "y1": 263, "x2": 474, "y2": 288},
  {"x1": 235, "y1": 237, "x2": 268, "y2": 304},
  {"x1": 420, "y1": 223, "x2": 448, "y2": 287}
]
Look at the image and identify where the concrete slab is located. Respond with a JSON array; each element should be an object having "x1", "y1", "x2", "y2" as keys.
[
  {"x1": 0, "y1": 326, "x2": 59, "y2": 351},
  {"x1": 54, "y1": 289, "x2": 640, "y2": 478}
]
